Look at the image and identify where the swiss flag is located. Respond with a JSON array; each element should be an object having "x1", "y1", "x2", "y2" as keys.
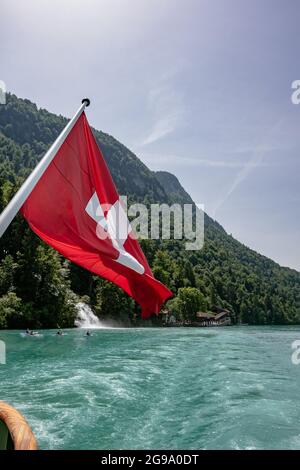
[{"x1": 21, "y1": 113, "x2": 172, "y2": 318}]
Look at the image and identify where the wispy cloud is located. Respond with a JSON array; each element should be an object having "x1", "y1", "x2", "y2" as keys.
[
  {"x1": 140, "y1": 80, "x2": 185, "y2": 146},
  {"x1": 212, "y1": 119, "x2": 285, "y2": 216},
  {"x1": 139, "y1": 152, "x2": 272, "y2": 169},
  {"x1": 232, "y1": 144, "x2": 281, "y2": 155}
]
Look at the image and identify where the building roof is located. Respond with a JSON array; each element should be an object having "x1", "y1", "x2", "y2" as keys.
[
  {"x1": 196, "y1": 312, "x2": 215, "y2": 320},
  {"x1": 215, "y1": 311, "x2": 230, "y2": 320}
]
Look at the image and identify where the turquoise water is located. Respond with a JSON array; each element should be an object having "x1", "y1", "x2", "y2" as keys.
[{"x1": 0, "y1": 326, "x2": 300, "y2": 450}]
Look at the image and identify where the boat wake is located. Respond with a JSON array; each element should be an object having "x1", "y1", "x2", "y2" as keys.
[{"x1": 20, "y1": 332, "x2": 43, "y2": 338}]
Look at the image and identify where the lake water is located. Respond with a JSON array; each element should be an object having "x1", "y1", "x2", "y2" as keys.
[{"x1": 0, "y1": 326, "x2": 300, "y2": 450}]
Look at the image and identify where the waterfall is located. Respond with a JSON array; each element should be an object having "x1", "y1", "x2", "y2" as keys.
[{"x1": 74, "y1": 302, "x2": 107, "y2": 329}]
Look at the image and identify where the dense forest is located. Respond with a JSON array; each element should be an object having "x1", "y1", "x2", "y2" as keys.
[{"x1": 0, "y1": 93, "x2": 300, "y2": 328}]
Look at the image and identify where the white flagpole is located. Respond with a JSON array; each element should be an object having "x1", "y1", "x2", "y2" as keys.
[{"x1": 0, "y1": 98, "x2": 90, "y2": 238}]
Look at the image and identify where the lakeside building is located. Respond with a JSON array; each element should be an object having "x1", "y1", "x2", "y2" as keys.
[
  {"x1": 162, "y1": 307, "x2": 231, "y2": 327},
  {"x1": 214, "y1": 310, "x2": 231, "y2": 326},
  {"x1": 195, "y1": 312, "x2": 216, "y2": 326}
]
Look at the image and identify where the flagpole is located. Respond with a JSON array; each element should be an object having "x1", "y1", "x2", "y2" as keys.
[{"x1": 0, "y1": 98, "x2": 90, "y2": 238}]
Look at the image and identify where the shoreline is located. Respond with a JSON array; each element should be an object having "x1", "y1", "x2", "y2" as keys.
[{"x1": 1, "y1": 323, "x2": 300, "y2": 331}]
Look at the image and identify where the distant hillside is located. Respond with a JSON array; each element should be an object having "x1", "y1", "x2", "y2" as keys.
[
  {"x1": 154, "y1": 171, "x2": 193, "y2": 205},
  {"x1": 0, "y1": 93, "x2": 299, "y2": 328}
]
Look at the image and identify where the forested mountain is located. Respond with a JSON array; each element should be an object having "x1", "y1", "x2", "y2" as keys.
[{"x1": 0, "y1": 93, "x2": 299, "y2": 328}]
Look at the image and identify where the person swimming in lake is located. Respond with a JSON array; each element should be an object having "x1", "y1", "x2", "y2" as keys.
[
  {"x1": 56, "y1": 330, "x2": 63, "y2": 336},
  {"x1": 86, "y1": 330, "x2": 91, "y2": 336}
]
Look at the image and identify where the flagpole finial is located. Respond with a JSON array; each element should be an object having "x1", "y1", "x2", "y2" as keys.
[{"x1": 82, "y1": 98, "x2": 90, "y2": 107}]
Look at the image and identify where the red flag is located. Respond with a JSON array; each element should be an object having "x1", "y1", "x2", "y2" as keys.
[{"x1": 21, "y1": 113, "x2": 172, "y2": 318}]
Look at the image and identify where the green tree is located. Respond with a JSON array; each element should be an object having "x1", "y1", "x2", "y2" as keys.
[
  {"x1": 170, "y1": 287, "x2": 208, "y2": 322},
  {"x1": 0, "y1": 293, "x2": 22, "y2": 328},
  {"x1": 92, "y1": 279, "x2": 135, "y2": 324}
]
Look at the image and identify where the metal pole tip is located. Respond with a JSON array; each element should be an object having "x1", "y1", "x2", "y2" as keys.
[{"x1": 82, "y1": 98, "x2": 90, "y2": 107}]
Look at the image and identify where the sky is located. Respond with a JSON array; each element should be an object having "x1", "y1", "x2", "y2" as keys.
[{"x1": 1, "y1": 0, "x2": 300, "y2": 270}]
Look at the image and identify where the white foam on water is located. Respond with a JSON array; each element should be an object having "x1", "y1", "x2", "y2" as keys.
[{"x1": 74, "y1": 302, "x2": 107, "y2": 329}]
